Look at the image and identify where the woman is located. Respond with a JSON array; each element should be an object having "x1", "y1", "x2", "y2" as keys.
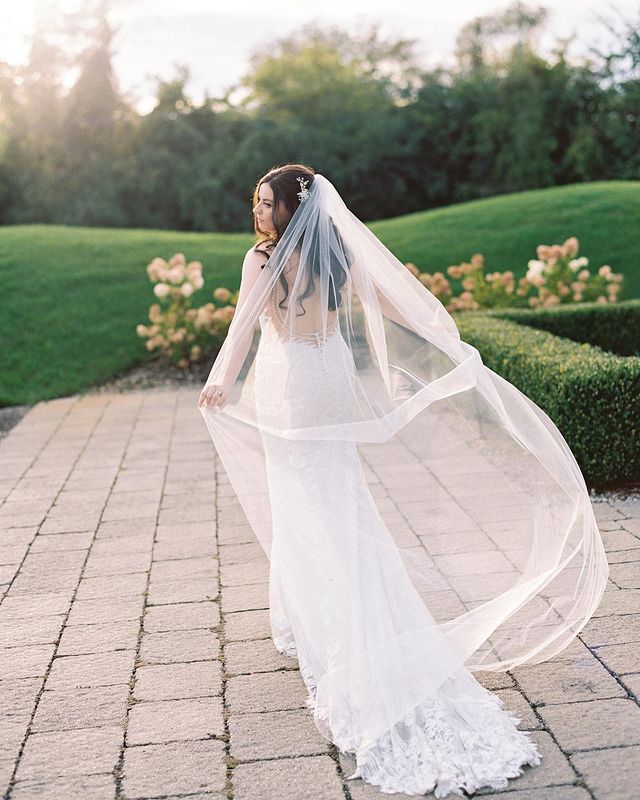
[{"x1": 198, "y1": 164, "x2": 608, "y2": 797}]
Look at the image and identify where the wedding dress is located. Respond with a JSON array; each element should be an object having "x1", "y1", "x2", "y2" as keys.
[{"x1": 199, "y1": 172, "x2": 608, "y2": 797}]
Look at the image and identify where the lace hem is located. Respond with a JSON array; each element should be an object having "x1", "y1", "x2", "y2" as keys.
[{"x1": 273, "y1": 632, "x2": 541, "y2": 798}]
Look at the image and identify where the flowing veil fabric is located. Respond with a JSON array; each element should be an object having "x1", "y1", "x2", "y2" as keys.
[{"x1": 198, "y1": 173, "x2": 608, "y2": 796}]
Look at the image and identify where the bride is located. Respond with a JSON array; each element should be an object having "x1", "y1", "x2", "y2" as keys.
[{"x1": 198, "y1": 164, "x2": 608, "y2": 797}]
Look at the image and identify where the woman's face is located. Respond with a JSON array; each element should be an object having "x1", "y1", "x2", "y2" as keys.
[{"x1": 253, "y1": 181, "x2": 275, "y2": 233}]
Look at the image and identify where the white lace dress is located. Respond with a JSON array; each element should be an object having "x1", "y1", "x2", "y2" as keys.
[{"x1": 253, "y1": 281, "x2": 541, "y2": 797}]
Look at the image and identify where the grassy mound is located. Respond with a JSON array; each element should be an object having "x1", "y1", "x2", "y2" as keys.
[{"x1": 2, "y1": 180, "x2": 639, "y2": 406}]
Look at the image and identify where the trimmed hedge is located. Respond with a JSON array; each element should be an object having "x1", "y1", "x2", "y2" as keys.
[
  {"x1": 454, "y1": 312, "x2": 640, "y2": 488},
  {"x1": 488, "y1": 299, "x2": 640, "y2": 357}
]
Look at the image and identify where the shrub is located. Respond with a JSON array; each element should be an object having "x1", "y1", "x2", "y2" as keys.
[
  {"x1": 406, "y1": 237, "x2": 624, "y2": 312},
  {"x1": 136, "y1": 253, "x2": 237, "y2": 368}
]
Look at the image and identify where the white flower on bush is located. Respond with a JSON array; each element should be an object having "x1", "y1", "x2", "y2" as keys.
[
  {"x1": 146, "y1": 257, "x2": 168, "y2": 281},
  {"x1": 153, "y1": 283, "x2": 170, "y2": 299},
  {"x1": 526, "y1": 259, "x2": 545, "y2": 280},
  {"x1": 598, "y1": 265, "x2": 612, "y2": 278},
  {"x1": 569, "y1": 256, "x2": 589, "y2": 271},
  {"x1": 181, "y1": 282, "x2": 194, "y2": 297},
  {"x1": 167, "y1": 265, "x2": 185, "y2": 284},
  {"x1": 192, "y1": 274, "x2": 204, "y2": 290}
]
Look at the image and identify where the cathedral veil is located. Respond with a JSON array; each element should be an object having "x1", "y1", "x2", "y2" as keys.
[{"x1": 198, "y1": 172, "x2": 608, "y2": 754}]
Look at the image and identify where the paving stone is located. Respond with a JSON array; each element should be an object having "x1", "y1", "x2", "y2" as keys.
[
  {"x1": 225, "y1": 638, "x2": 297, "y2": 675},
  {"x1": 494, "y1": 688, "x2": 543, "y2": 730},
  {"x1": 609, "y1": 561, "x2": 640, "y2": 589},
  {"x1": 83, "y1": 550, "x2": 151, "y2": 577},
  {"x1": 158, "y1": 504, "x2": 216, "y2": 525},
  {"x1": 590, "y1": 588, "x2": 640, "y2": 616},
  {"x1": 89, "y1": 532, "x2": 154, "y2": 556},
  {"x1": 39, "y1": 516, "x2": 99, "y2": 535},
  {"x1": 0, "y1": 715, "x2": 30, "y2": 760},
  {"x1": 75, "y1": 572, "x2": 147, "y2": 600},
  {"x1": 218, "y1": 523, "x2": 255, "y2": 546},
  {"x1": 538, "y1": 698, "x2": 640, "y2": 751},
  {"x1": 153, "y1": 536, "x2": 218, "y2": 561},
  {"x1": 0, "y1": 591, "x2": 73, "y2": 619},
  {"x1": 592, "y1": 641, "x2": 640, "y2": 675},
  {"x1": 57, "y1": 619, "x2": 139, "y2": 655},
  {"x1": 66, "y1": 596, "x2": 143, "y2": 625},
  {"x1": 10, "y1": 773, "x2": 115, "y2": 799},
  {"x1": 514, "y1": 655, "x2": 625, "y2": 705},
  {"x1": 32, "y1": 684, "x2": 129, "y2": 731},
  {"x1": 232, "y1": 754, "x2": 343, "y2": 800},
  {"x1": 620, "y1": 672, "x2": 640, "y2": 699},
  {"x1": 220, "y1": 559, "x2": 269, "y2": 586},
  {"x1": 95, "y1": 518, "x2": 156, "y2": 538},
  {"x1": 579, "y1": 612, "x2": 640, "y2": 647},
  {"x1": 221, "y1": 582, "x2": 269, "y2": 613},
  {"x1": 227, "y1": 670, "x2": 308, "y2": 714},
  {"x1": 46, "y1": 650, "x2": 135, "y2": 689},
  {"x1": 123, "y1": 739, "x2": 226, "y2": 798},
  {"x1": 229, "y1": 708, "x2": 329, "y2": 760},
  {"x1": 28, "y1": 531, "x2": 94, "y2": 553},
  {"x1": 150, "y1": 556, "x2": 218, "y2": 581},
  {"x1": 101, "y1": 502, "x2": 160, "y2": 522},
  {"x1": 143, "y1": 601, "x2": 219, "y2": 633},
  {"x1": 10, "y1": 567, "x2": 80, "y2": 594},
  {"x1": 603, "y1": 529, "x2": 640, "y2": 550},
  {"x1": 0, "y1": 614, "x2": 65, "y2": 648},
  {"x1": 571, "y1": 745, "x2": 640, "y2": 800},
  {"x1": 154, "y1": 521, "x2": 215, "y2": 543},
  {"x1": 15, "y1": 726, "x2": 123, "y2": 782},
  {"x1": 127, "y1": 696, "x2": 224, "y2": 744},
  {"x1": 224, "y1": 609, "x2": 271, "y2": 642},
  {"x1": 0, "y1": 644, "x2": 54, "y2": 679},
  {"x1": 479, "y1": 787, "x2": 591, "y2": 800},
  {"x1": 0, "y1": 677, "x2": 42, "y2": 718},
  {"x1": 219, "y1": 542, "x2": 265, "y2": 566},
  {"x1": 475, "y1": 730, "x2": 574, "y2": 794},
  {"x1": 148, "y1": 576, "x2": 218, "y2": 605},
  {"x1": 140, "y1": 629, "x2": 220, "y2": 664},
  {"x1": 475, "y1": 671, "x2": 515, "y2": 691},
  {"x1": 134, "y1": 661, "x2": 222, "y2": 701}
]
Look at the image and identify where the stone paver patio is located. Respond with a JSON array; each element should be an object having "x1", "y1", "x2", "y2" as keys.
[{"x1": 1, "y1": 387, "x2": 639, "y2": 800}]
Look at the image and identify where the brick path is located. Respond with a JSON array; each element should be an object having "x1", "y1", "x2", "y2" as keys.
[{"x1": 0, "y1": 388, "x2": 639, "y2": 800}]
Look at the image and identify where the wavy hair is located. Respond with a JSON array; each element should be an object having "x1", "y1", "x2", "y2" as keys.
[{"x1": 251, "y1": 164, "x2": 351, "y2": 314}]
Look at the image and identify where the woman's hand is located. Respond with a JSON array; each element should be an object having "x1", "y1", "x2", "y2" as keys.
[{"x1": 198, "y1": 382, "x2": 230, "y2": 410}]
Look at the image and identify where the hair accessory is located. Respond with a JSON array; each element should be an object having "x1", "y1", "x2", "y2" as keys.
[{"x1": 296, "y1": 176, "x2": 310, "y2": 203}]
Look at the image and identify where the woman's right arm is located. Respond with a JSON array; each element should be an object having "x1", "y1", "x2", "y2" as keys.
[{"x1": 198, "y1": 247, "x2": 269, "y2": 409}]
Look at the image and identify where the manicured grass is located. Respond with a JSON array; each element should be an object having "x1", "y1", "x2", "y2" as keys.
[
  {"x1": 370, "y1": 180, "x2": 640, "y2": 299},
  {"x1": 2, "y1": 180, "x2": 639, "y2": 406}
]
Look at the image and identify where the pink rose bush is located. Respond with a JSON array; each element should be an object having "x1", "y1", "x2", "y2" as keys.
[
  {"x1": 136, "y1": 253, "x2": 237, "y2": 368},
  {"x1": 407, "y1": 238, "x2": 623, "y2": 312}
]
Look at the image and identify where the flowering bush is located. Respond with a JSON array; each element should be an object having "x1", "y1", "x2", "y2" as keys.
[
  {"x1": 136, "y1": 253, "x2": 237, "y2": 368},
  {"x1": 406, "y1": 238, "x2": 623, "y2": 312}
]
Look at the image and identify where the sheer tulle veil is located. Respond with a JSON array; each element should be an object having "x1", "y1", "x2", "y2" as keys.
[{"x1": 198, "y1": 170, "x2": 608, "y2": 683}]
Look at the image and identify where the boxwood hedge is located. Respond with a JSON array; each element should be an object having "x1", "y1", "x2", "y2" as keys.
[{"x1": 488, "y1": 299, "x2": 640, "y2": 357}]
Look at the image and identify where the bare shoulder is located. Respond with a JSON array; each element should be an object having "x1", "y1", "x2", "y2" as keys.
[{"x1": 244, "y1": 242, "x2": 274, "y2": 271}]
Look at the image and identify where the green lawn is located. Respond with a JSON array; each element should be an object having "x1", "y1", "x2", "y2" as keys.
[{"x1": 2, "y1": 180, "x2": 639, "y2": 406}]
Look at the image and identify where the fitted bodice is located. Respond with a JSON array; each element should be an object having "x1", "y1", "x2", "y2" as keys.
[{"x1": 260, "y1": 273, "x2": 340, "y2": 349}]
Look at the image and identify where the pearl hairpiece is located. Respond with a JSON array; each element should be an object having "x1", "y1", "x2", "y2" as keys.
[{"x1": 296, "y1": 176, "x2": 310, "y2": 203}]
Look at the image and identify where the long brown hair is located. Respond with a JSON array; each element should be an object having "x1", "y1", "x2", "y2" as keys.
[
  {"x1": 251, "y1": 163, "x2": 350, "y2": 314},
  {"x1": 252, "y1": 163, "x2": 316, "y2": 248}
]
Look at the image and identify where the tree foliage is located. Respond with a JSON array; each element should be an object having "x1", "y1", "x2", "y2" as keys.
[{"x1": 0, "y1": 2, "x2": 639, "y2": 231}]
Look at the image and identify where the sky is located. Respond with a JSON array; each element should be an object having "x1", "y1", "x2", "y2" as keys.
[{"x1": 1, "y1": 0, "x2": 638, "y2": 112}]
